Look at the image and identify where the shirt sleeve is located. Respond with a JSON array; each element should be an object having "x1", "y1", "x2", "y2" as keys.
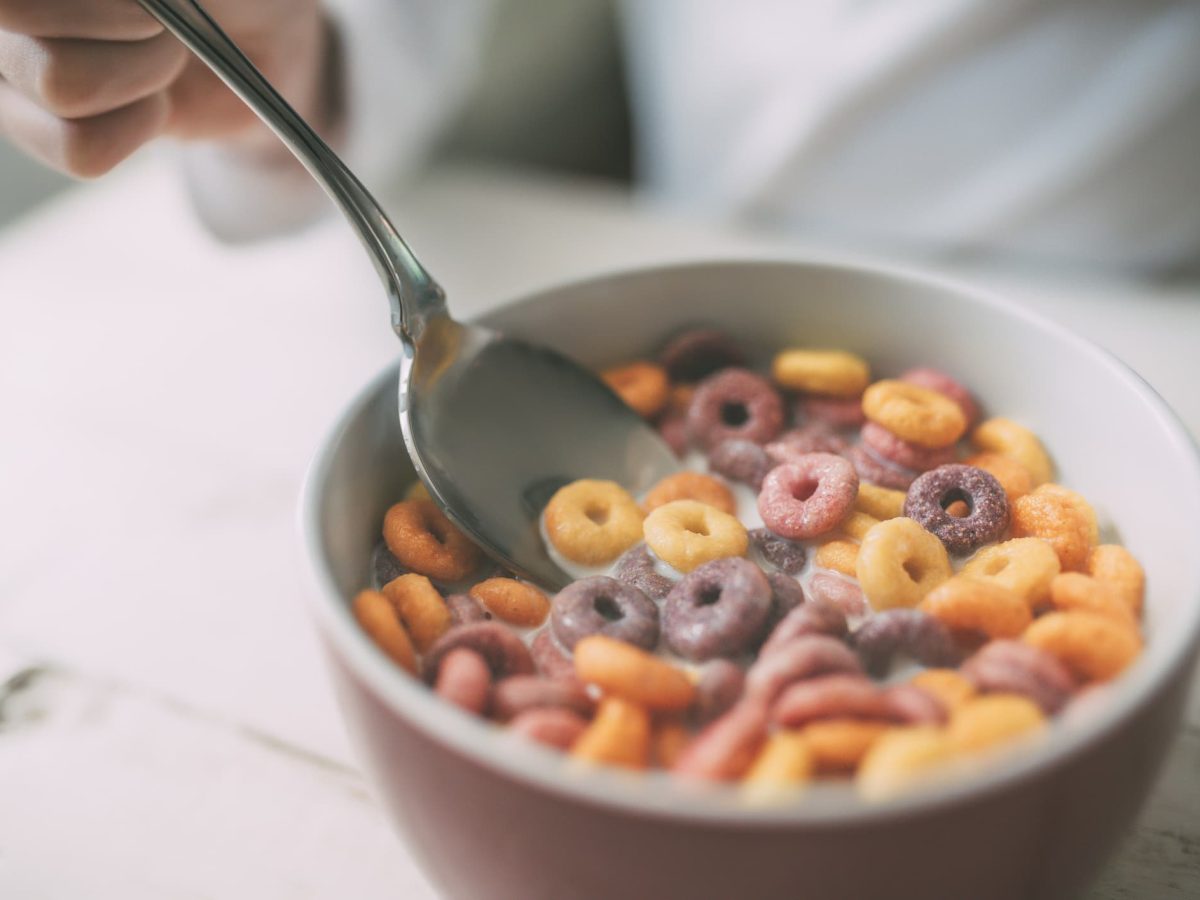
[{"x1": 178, "y1": 0, "x2": 495, "y2": 243}]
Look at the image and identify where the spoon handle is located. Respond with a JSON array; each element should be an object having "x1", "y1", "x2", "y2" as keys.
[{"x1": 136, "y1": 0, "x2": 445, "y2": 342}]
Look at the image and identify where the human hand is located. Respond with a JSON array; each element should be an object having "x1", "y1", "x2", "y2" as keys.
[{"x1": 0, "y1": 0, "x2": 336, "y2": 177}]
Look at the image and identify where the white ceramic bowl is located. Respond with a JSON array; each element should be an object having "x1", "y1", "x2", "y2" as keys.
[{"x1": 304, "y1": 260, "x2": 1200, "y2": 900}]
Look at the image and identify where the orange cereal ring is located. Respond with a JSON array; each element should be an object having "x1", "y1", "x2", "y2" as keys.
[
  {"x1": 910, "y1": 669, "x2": 977, "y2": 712},
  {"x1": 743, "y1": 731, "x2": 814, "y2": 792},
  {"x1": 803, "y1": 719, "x2": 889, "y2": 774},
  {"x1": 964, "y1": 452, "x2": 1034, "y2": 501},
  {"x1": 653, "y1": 718, "x2": 692, "y2": 768},
  {"x1": 815, "y1": 539, "x2": 859, "y2": 577},
  {"x1": 855, "y1": 518, "x2": 953, "y2": 611},
  {"x1": 839, "y1": 510, "x2": 880, "y2": 542},
  {"x1": 574, "y1": 635, "x2": 696, "y2": 711},
  {"x1": 570, "y1": 696, "x2": 651, "y2": 769},
  {"x1": 403, "y1": 480, "x2": 432, "y2": 501},
  {"x1": 971, "y1": 418, "x2": 1053, "y2": 486},
  {"x1": 960, "y1": 538, "x2": 1061, "y2": 606},
  {"x1": 1049, "y1": 573, "x2": 1138, "y2": 628},
  {"x1": 855, "y1": 483, "x2": 907, "y2": 520},
  {"x1": 1034, "y1": 484, "x2": 1099, "y2": 545},
  {"x1": 383, "y1": 499, "x2": 483, "y2": 583},
  {"x1": 352, "y1": 590, "x2": 418, "y2": 675},
  {"x1": 919, "y1": 576, "x2": 1032, "y2": 640},
  {"x1": 643, "y1": 499, "x2": 749, "y2": 573},
  {"x1": 643, "y1": 471, "x2": 737, "y2": 515},
  {"x1": 771, "y1": 349, "x2": 870, "y2": 397},
  {"x1": 856, "y1": 727, "x2": 952, "y2": 801},
  {"x1": 601, "y1": 361, "x2": 670, "y2": 419},
  {"x1": 381, "y1": 574, "x2": 452, "y2": 652},
  {"x1": 1011, "y1": 488, "x2": 1095, "y2": 572},
  {"x1": 944, "y1": 499, "x2": 970, "y2": 518},
  {"x1": 544, "y1": 479, "x2": 645, "y2": 566},
  {"x1": 947, "y1": 694, "x2": 1045, "y2": 754},
  {"x1": 469, "y1": 577, "x2": 550, "y2": 627},
  {"x1": 1023, "y1": 611, "x2": 1142, "y2": 682},
  {"x1": 1088, "y1": 544, "x2": 1145, "y2": 614},
  {"x1": 861, "y1": 380, "x2": 967, "y2": 448}
]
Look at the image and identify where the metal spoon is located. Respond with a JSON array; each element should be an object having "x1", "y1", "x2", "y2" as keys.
[{"x1": 137, "y1": 0, "x2": 677, "y2": 589}]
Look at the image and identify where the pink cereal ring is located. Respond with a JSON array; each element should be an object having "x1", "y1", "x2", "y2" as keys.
[
  {"x1": 884, "y1": 684, "x2": 948, "y2": 725},
  {"x1": 771, "y1": 674, "x2": 895, "y2": 727},
  {"x1": 692, "y1": 659, "x2": 747, "y2": 726},
  {"x1": 848, "y1": 444, "x2": 917, "y2": 491},
  {"x1": 686, "y1": 368, "x2": 785, "y2": 449},
  {"x1": 433, "y1": 648, "x2": 492, "y2": 715},
  {"x1": 672, "y1": 700, "x2": 770, "y2": 781},
  {"x1": 796, "y1": 394, "x2": 866, "y2": 429},
  {"x1": 757, "y1": 453, "x2": 859, "y2": 541},
  {"x1": 508, "y1": 707, "x2": 590, "y2": 750},
  {"x1": 901, "y1": 367, "x2": 980, "y2": 427},
  {"x1": 861, "y1": 421, "x2": 958, "y2": 472},
  {"x1": 530, "y1": 629, "x2": 576, "y2": 681},
  {"x1": 960, "y1": 639, "x2": 1078, "y2": 714},
  {"x1": 766, "y1": 424, "x2": 851, "y2": 462},
  {"x1": 745, "y1": 635, "x2": 863, "y2": 704},
  {"x1": 807, "y1": 573, "x2": 869, "y2": 619},
  {"x1": 491, "y1": 675, "x2": 596, "y2": 722}
]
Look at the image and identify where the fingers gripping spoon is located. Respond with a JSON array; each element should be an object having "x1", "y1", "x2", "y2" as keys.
[{"x1": 137, "y1": 0, "x2": 677, "y2": 589}]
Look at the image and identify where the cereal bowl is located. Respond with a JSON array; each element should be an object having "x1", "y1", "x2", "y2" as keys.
[{"x1": 302, "y1": 260, "x2": 1200, "y2": 900}]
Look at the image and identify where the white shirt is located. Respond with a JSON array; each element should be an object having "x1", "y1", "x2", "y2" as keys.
[{"x1": 184, "y1": 0, "x2": 1200, "y2": 270}]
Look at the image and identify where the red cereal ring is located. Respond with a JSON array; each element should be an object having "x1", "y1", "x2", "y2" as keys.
[
  {"x1": 383, "y1": 499, "x2": 484, "y2": 583},
  {"x1": 672, "y1": 700, "x2": 770, "y2": 781},
  {"x1": 883, "y1": 683, "x2": 948, "y2": 726},
  {"x1": 771, "y1": 674, "x2": 896, "y2": 727},
  {"x1": 766, "y1": 424, "x2": 852, "y2": 462},
  {"x1": 433, "y1": 648, "x2": 492, "y2": 715},
  {"x1": 423, "y1": 622, "x2": 535, "y2": 684},
  {"x1": 757, "y1": 453, "x2": 859, "y2": 541},
  {"x1": 692, "y1": 659, "x2": 747, "y2": 726},
  {"x1": 508, "y1": 708, "x2": 590, "y2": 750},
  {"x1": 658, "y1": 328, "x2": 746, "y2": 382},
  {"x1": 744, "y1": 635, "x2": 863, "y2": 705},
  {"x1": 848, "y1": 444, "x2": 918, "y2": 491},
  {"x1": 759, "y1": 601, "x2": 850, "y2": 658},
  {"x1": 796, "y1": 393, "x2": 866, "y2": 429},
  {"x1": 491, "y1": 675, "x2": 596, "y2": 722},
  {"x1": 530, "y1": 629, "x2": 576, "y2": 681},
  {"x1": 960, "y1": 639, "x2": 1077, "y2": 714},
  {"x1": 861, "y1": 421, "x2": 958, "y2": 472},
  {"x1": 686, "y1": 368, "x2": 785, "y2": 449}
]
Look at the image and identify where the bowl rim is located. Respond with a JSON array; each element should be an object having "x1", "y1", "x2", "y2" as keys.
[{"x1": 300, "y1": 256, "x2": 1200, "y2": 826}]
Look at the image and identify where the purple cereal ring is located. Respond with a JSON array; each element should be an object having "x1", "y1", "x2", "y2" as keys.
[
  {"x1": 492, "y1": 675, "x2": 596, "y2": 722},
  {"x1": 757, "y1": 453, "x2": 859, "y2": 541},
  {"x1": 708, "y1": 439, "x2": 773, "y2": 491},
  {"x1": 902, "y1": 366, "x2": 980, "y2": 427},
  {"x1": 530, "y1": 629, "x2": 576, "y2": 681},
  {"x1": 509, "y1": 707, "x2": 590, "y2": 750},
  {"x1": 445, "y1": 593, "x2": 490, "y2": 627},
  {"x1": 772, "y1": 674, "x2": 893, "y2": 727},
  {"x1": 686, "y1": 368, "x2": 784, "y2": 449},
  {"x1": 884, "y1": 683, "x2": 948, "y2": 725},
  {"x1": 763, "y1": 572, "x2": 806, "y2": 637},
  {"x1": 759, "y1": 601, "x2": 849, "y2": 658},
  {"x1": 904, "y1": 464, "x2": 1010, "y2": 556},
  {"x1": 612, "y1": 543, "x2": 674, "y2": 602},
  {"x1": 551, "y1": 575, "x2": 659, "y2": 651},
  {"x1": 433, "y1": 648, "x2": 492, "y2": 715},
  {"x1": 692, "y1": 659, "x2": 747, "y2": 726},
  {"x1": 749, "y1": 527, "x2": 808, "y2": 576},
  {"x1": 673, "y1": 699, "x2": 769, "y2": 781},
  {"x1": 766, "y1": 424, "x2": 851, "y2": 462},
  {"x1": 852, "y1": 609, "x2": 962, "y2": 678},
  {"x1": 745, "y1": 635, "x2": 864, "y2": 704},
  {"x1": 423, "y1": 622, "x2": 535, "y2": 684},
  {"x1": 663, "y1": 557, "x2": 773, "y2": 661},
  {"x1": 848, "y1": 444, "x2": 917, "y2": 491},
  {"x1": 658, "y1": 328, "x2": 746, "y2": 382},
  {"x1": 657, "y1": 410, "x2": 689, "y2": 458},
  {"x1": 371, "y1": 540, "x2": 408, "y2": 589},
  {"x1": 861, "y1": 421, "x2": 958, "y2": 472},
  {"x1": 961, "y1": 639, "x2": 1077, "y2": 714},
  {"x1": 795, "y1": 394, "x2": 866, "y2": 429},
  {"x1": 807, "y1": 572, "x2": 869, "y2": 619}
]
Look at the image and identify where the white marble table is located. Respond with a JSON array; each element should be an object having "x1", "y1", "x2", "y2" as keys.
[{"x1": 1, "y1": 157, "x2": 1197, "y2": 899}]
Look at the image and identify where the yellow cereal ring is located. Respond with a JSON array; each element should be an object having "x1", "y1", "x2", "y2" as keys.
[
  {"x1": 643, "y1": 499, "x2": 749, "y2": 573},
  {"x1": 910, "y1": 669, "x2": 977, "y2": 712},
  {"x1": 963, "y1": 452, "x2": 1034, "y2": 501},
  {"x1": 960, "y1": 538, "x2": 1061, "y2": 606},
  {"x1": 571, "y1": 696, "x2": 651, "y2": 769},
  {"x1": 544, "y1": 479, "x2": 645, "y2": 566},
  {"x1": 743, "y1": 731, "x2": 814, "y2": 792},
  {"x1": 855, "y1": 483, "x2": 907, "y2": 520},
  {"x1": 643, "y1": 471, "x2": 737, "y2": 515},
  {"x1": 771, "y1": 349, "x2": 870, "y2": 397},
  {"x1": 816, "y1": 539, "x2": 860, "y2": 577},
  {"x1": 574, "y1": 635, "x2": 696, "y2": 711},
  {"x1": 919, "y1": 576, "x2": 1032, "y2": 640},
  {"x1": 971, "y1": 418, "x2": 1053, "y2": 486},
  {"x1": 857, "y1": 727, "x2": 952, "y2": 801},
  {"x1": 840, "y1": 510, "x2": 880, "y2": 542},
  {"x1": 469, "y1": 577, "x2": 550, "y2": 627},
  {"x1": 381, "y1": 574, "x2": 452, "y2": 652},
  {"x1": 601, "y1": 361, "x2": 671, "y2": 419},
  {"x1": 861, "y1": 380, "x2": 967, "y2": 448},
  {"x1": 947, "y1": 694, "x2": 1045, "y2": 754},
  {"x1": 803, "y1": 718, "x2": 889, "y2": 774},
  {"x1": 1011, "y1": 487, "x2": 1095, "y2": 572},
  {"x1": 1049, "y1": 572, "x2": 1138, "y2": 629},
  {"x1": 352, "y1": 589, "x2": 418, "y2": 674},
  {"x1": 856, "y1": 518, "x2": 953, "y2": 610},
  {"x1": 1087, "y1": 545, "x2": 1145, "y2": 614},
  {"x1": 1023, "y1": 611, "x2": 1142, "y2": 682}
]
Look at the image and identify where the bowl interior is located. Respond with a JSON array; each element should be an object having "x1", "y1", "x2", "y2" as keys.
[{"x1": 305, "y1": 259, "x2": 1200, "y2": 822}]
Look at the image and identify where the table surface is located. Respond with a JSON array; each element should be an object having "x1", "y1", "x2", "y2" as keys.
[{"x1": 1, "y1": 156, "x2": 1197, "y2": 899}]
